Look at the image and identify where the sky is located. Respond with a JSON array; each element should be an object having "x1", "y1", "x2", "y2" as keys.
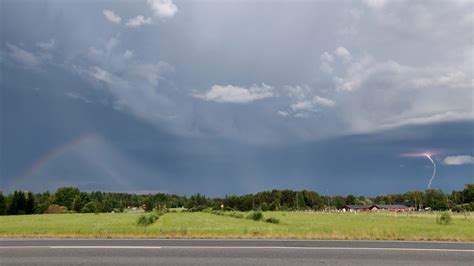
[{"x1": 0, "y1": 0, "x2": 473, "y2": 196}]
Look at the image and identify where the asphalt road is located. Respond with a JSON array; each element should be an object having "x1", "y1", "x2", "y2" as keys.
[{"x1": 1, "y1": 239, "x2": 473, "y2": 265}]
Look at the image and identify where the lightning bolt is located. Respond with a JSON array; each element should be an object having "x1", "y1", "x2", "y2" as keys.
[{"x1": 424, "y1": 153, "x2": 437, "y2": 189}]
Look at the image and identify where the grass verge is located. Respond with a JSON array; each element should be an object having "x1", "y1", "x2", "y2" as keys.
[{"x1": 0, "y1": 211, "x2": 472, "y2": 241}]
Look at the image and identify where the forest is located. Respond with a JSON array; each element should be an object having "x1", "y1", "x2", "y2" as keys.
[{"x1": 1, "y1": 184, "x2": 473, "y2": 215}]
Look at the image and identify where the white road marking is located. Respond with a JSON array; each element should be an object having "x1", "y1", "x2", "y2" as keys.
[
  {"x1": 1, "y1": 239, "x2": 473, "y2": 244},
  {"x1": 161, "y1": 246, "x2": 474, "y2": 252},
  {"x1": 50, "y1": 246, "x2": 162, "y2": 249},
  {"x1": 0, "y1": 246, "x2": 472, "y2": 252}
]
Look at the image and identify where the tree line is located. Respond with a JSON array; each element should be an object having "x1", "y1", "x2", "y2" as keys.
[{"x1": 0, "y1": 184, "x2": 473, "y2": 215}]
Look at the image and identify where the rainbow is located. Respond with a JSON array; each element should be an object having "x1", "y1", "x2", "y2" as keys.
[{"x1": 11, "y1": 132, "x2": 98, "y2": 188}]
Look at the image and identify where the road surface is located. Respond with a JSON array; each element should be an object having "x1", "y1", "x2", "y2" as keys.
[{"x1": 1, "y1": 239, "x2": 473, "y2": 265}]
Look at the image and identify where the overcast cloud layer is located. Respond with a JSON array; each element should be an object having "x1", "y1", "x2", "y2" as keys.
[{"x1": 1, "y1": 0, "x2": 473, "y2": 196}]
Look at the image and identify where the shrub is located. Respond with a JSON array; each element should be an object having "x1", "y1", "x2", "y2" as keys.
[
  {"x1": 137, "y1": 212, "x2": 160, "y2": 226},
  {"x1": 81, "y1": 202, "x2": 96, "y2": 213},
  {"x1": 265, "y1": 217, "x2": 280, "y2": 224},
  {"x1": 436, "y1": 211, "x2": 452, "y2": 225},
  {"x1": 224, "y1": 206, "x2": 235, "y2": 212},
  {"x1": 206, "y1": 209, "x2": 245, "y2": 219},
  {"x1": 246, "y1": 211, "x2": 263, "y2": 221},
  {"x1": 187, "y1": 206, "x2": 207, "y2": 212},
  {"x1": 137, "y1": 214, "x2": 152, "y2": 226}
]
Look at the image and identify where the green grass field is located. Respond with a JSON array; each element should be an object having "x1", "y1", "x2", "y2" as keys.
[{"x1": 0, "y1": 211, "x2": 473, "y2": 241}]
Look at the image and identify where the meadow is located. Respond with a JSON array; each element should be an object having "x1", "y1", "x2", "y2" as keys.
[{"x1": 0, "y1": 211, "x2": 473, "y2": 241}]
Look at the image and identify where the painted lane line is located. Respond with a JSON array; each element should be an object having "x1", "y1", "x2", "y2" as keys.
[
  {"x1": 49, "y1": 246, "x2": 162, "y2": 249},
  {"x1": 0, "y1": 246, "x2": 51, "y2": 249},
  {"x1": 0, "y1": 246, "x2": 472, "y2": 252},
  {"x1": 159, "y1": 246, "x2": 474, "y2": 252},
  {"x1": 2, "y1": 239, "x2": 473, "y2": 244}
]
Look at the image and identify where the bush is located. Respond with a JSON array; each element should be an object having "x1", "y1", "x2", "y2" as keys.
[
  {"x1": 136, "y1": 214, "x2": 152, "y2": 226},
  {"x1": 81, "y1": 202, "x2": 96, "y2": 213},
  {"x1": 224, "y1": 206, "x2": 235, "y2": 212},
  {"x1": 246, "y1": 211, "x2": 263, "y2": 221},
  {"x1": 436, "y1": 212, "x2": 452, "y2": 225},
  {"x1": 187, "y1": 206, "x2": 207, "y2": 212},
  {"x1": 206, "y1": 209, "x2": 245, "y2": 219},
  {"x1": 136, "y1": 212, "x2": 160, "y2": 226},
  {"x1": 265, "y1": 217, "x2": 280, "y2": 224}
]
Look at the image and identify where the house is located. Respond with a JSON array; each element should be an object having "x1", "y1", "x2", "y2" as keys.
[
  {"x1": 342, "y1": 205, "x2": 374, "y2": 212},
  {"x1": 341, "y1": 204, "x2": 415, "y2": 212},
  {"x1": 376, "y1": 204, "x2": 415, "y2": 212}
]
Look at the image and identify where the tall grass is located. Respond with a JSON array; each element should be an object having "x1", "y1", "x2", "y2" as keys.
[{"x1": 0, "y1": 211, "x2": 472, "y2": 241}]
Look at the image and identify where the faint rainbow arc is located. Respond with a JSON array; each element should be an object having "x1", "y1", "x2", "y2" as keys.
[{"x1": 12, "y1": 133, "x2": 98, "y2": 187}]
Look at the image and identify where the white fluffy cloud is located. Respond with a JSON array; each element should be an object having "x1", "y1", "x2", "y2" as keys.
[
  {"x1": 103, "y1": 9, "x2": 121, "y2": 24},
  {"x1": 290, "y1": 101, "x2": 313, "y2": 112},
  {"x1": 313, "y1": 96, "x2": 336, "y2": 107},
  {"x1": 443, "y1": 155, "x2": 474, "y2": 165},
  {"x1": 334, "y1": 46, "x2": 352, "y2": 63},
  {"x1": 147, "y1": 0, "x2": 178, "y2": 19},
  {"x1": 8, "y1": 0, "x2": 469, "y2": 143},
  {"x1": 277, "y1": 110, "x2": 289, "y2": 117},
  {"x1": 280, "y1": 85, "x2": 335, "y2": 118},
  {"x1": 290, "y1": 96, "x2": 335, "y2": 112},
  {"x1": 319, "y1": 44, "x2": 474, "y2": 133},
  {"x1": 81, "y1": 37, "x2": 177, "y2": 127},
  {"x1": 195, "y1": 84, "x2": 274, "y2": 104},
  {"x1": 126, "y1": 15, "x2": 152, "y2": 28}
]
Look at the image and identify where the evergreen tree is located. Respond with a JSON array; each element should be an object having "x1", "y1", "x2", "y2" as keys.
[
  {"x1": 7, "y1": 191, "x2": 27, "y2": 215},
  {"x1": 25, "y1": 192, "x2": 35, "y2": 214},
  {"x1": 345, "y1": 194, "x2": 356, "y2": 205},
  {"x1": 0, "y1": 193, "x2": 6, "y2": 215}
]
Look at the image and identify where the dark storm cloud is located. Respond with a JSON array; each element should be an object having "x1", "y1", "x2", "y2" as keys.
[{"x1": 1, "y1": 0, "x2": 472, "y2": 195}]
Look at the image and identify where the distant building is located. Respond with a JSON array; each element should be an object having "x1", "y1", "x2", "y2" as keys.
[
  {"x1": 342, "y1": 205, "x2": 374, "y2": 212},
  {"x1": 342, "y1": 204, "x2": 415, "y2": 212},
  {"x1": 376, "y1": 204, "x2": 415, "y2": 212}
]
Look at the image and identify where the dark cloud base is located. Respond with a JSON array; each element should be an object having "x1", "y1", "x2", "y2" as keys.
[{"x1": 2, "y1": 85, "x2": 472, "y2": 196}]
